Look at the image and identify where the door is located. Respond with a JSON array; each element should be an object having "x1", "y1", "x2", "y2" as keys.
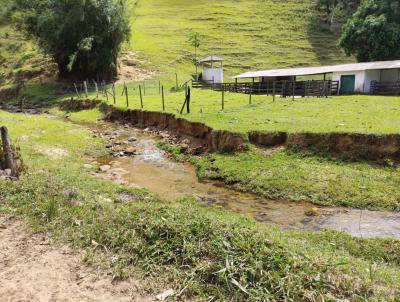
[{"x1": 340, "y1": 75, "x2": 355, "y2": 94}]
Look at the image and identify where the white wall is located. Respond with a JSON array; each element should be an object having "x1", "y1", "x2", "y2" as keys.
[
  {"x1": 381, "y1": 69, "x2": 400, "y2": 82},
  {"x1": 332, "y1": 70, "x2": 365, "y2": 93},
  {"x1": 364, "y1": 70, "x2": 381, "y2": 93},
  {"x1": 202, "y1": 68, "x2": 223, "y2": 83}
]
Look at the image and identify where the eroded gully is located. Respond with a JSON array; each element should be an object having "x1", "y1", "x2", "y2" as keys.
[{"x1": 90, "y1": 124, "x2": 400, "y2": 239}]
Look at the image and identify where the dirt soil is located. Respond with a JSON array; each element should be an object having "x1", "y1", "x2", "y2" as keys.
[{"x1": 0, "y1": 215, "x2": 154, "y2": 302}]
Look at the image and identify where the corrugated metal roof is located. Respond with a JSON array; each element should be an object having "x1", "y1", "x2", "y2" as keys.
[
  {"x1": 233, "y1": 60, "x2": 400, "y2": 79},
  {"x1": 199, "y1": 55, "x2": 224, "y2": 63}
]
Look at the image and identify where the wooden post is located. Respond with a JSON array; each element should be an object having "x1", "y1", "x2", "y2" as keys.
[
  {"x1": 112, "y1": 83, "x2": 116, "y2": 105},
  {"x1": 292, "y1": 81, "x2": 295, "y2": 101},
  {"x1": 273, "y1": 81, "x2": 276, "y2": 102},
  {"x1": 1, "y1": 126, "x2": 17, "y2": 177},
  {"x1": 83, "y1": 81, "x2": 88, "y2": 98},
  {"x1": 161, "y1": 85, "x2": 165, "y2": 111},
  {"x1": 175, "y1": 73, "x2": 178, "y2": 90},
  {"x1": 222, "y1": 90, "x2": 225, "y2": 110},
  {"x1": 179, "y1": 89, "x2": 187, "y2": 114},
  {"x1": 94, "y1": 81, "x2": 99, "y2": 99},
  {"x1": 139, "y1": 85, "x2": 143, "y2": 109},
  {"x1": 186, "y1": 87, "x2": 191, "y2": 114},
  {"x1": 73, "y1": 83, "x2": 80, "y2": 98},
  {"x1": 125, "y1": 84, "x2": 129, "y2": 107}
]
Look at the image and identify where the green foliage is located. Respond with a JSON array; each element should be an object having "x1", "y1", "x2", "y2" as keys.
[
  {"x1": 339, "y1": 0, "x2": 400, "y2": 61},
  {"x1": 12, "y1": 0, "x2": 131, "y2": 79}
]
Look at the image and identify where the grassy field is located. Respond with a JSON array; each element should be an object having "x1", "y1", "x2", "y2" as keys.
[
  {"x1": 129, "y1": 0, "x2": 353, "y2": 79},
  {"x1": 1, "y1": 109, "x2": 400, "y2": 301},
  {"x1": 83, "y1": 84, "x2": 400, "y2": 134}
]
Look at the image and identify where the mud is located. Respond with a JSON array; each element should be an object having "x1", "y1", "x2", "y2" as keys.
[{"x1": 92, "y1": 125, "x2": 400, "y2": 239}]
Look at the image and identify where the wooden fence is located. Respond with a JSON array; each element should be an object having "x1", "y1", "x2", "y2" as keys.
[
  {"x1": 370, "y1": 81, "x2": 400, "y2": 95},
  {"x1": 193, "y1": 80, "x2": 339, "y2": 97}
]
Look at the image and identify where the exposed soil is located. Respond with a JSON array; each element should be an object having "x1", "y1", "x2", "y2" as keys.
[
  {"x1": 0, "y1": 215, "x2": 155, "y2": 302},
  {"x1": 117, "y1": 51, "x2": 158, "y2": 83},
  {"x1": 102, "y1": 106, "x2": 247, "y2": 153},
  {"x1": 90, "y1": 124, "x2": 400, "y2": 238}
]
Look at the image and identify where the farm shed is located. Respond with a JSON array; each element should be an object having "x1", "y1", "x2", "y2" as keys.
[
  {"x1": 233, "y1": 60, "x2": 400, "y2": 95},
  {"x1": 199, "y1": 55, "x2": 224, "y2": 84}
]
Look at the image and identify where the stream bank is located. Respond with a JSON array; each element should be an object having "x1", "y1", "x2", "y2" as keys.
[{"x1": 89, "y1": 122, "x2": 400, "y2": 239}]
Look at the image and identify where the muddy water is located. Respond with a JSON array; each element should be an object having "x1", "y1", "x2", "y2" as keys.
[{"x1": 95, "y1": 127, "x2": 400, "y2": 239}]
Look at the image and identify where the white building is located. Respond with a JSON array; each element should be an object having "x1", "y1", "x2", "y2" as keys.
[
  {"x1": 233, "y1": 60, "x2": 400, "y2": 95},
  {"x1": 199, "y1": 55, "x2": 224, "y2": 84}
]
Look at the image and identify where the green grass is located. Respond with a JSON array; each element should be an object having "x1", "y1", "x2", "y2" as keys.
[
  {"x1": 129, "y1": 0, "x2": 353, "y2": 79},
  {"x1": 1, "y1": 109, "x2": 400, "y2": 301},
  {"x1": 88, "y1": 85, "x2": 400, "y2": 134},
  {"x1": 194, "y1": 146, "x2": 400, "y2": 211}
]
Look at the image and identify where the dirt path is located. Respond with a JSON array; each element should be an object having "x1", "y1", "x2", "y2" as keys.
[{"x1": 0, "y1": 215, "x2": 154, "y2": 302}]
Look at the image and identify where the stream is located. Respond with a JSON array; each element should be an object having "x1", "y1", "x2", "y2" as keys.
[{"x1": 92, "y1": 125, "x2": 400, "y2": 239}]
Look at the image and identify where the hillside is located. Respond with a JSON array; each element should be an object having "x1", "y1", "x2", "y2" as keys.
[{"x1": 130, "y1": 0, "x2": 354, "y2": 78}]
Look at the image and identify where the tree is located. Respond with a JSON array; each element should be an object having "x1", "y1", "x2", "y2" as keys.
[
  {"x1": 188, "y1": 31, "x2": 202, "y2": 81},
  {"x1": 317, "y1": 0, "x2": 360, "y2": 25},
  {"x1": 12, "y1": 0, "x2": 131, "y2": 80},
  {"x1": 339, "y1": 0, "x2": 400, "y2": 62}
]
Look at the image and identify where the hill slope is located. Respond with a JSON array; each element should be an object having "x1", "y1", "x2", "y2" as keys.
[{"x1": 130, "y1": 0, "x2": 354, "y2": 78}]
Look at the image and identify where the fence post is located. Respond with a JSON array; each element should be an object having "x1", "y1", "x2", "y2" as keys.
[
  {"x1": 94, "y1": 80, "x2": 99, "y2": 99},
  {"x1": 73, "y1": 83, "x2": 80, "y2": 98},
  {"x1": 186, "y1": 87, "x2": 191, "y2": 114},
  {"x1": 125, "y1": 84, "x2": 129, "y2": 107},
  {"x1": 222, "y1": 89, "x2": 225, "y2": 110},
  {"x1": 273, "y1": 81, "x2": 276, "y2": 102},
  {"x1": 139, "y1": 85, "x2": 143, "y2": 109},
  {"x1": 112, "y1": 83, "x2": 116, "y2": 105},
  {"x1": 83, "y1": 81, "x2": 88, "y2": 98},
  {"x1": 292, "y1": 81, "x2": 295, "y2": 101},
  {"x1": 161, "y1": 85, "x2": 165, "y2": 111},
  {"x1": 0, "y1": 126, "x2": 17, "y2": 177},
  {"x1": 175, "y1": 73, "x2": 178, "y2": 90}
]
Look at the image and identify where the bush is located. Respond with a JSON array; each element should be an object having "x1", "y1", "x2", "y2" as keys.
[{"x1": 12, "y1": 0, "x2": 131, "y2": 80}]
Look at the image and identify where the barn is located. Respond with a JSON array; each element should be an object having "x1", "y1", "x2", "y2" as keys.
[{"x1": 233, "y1": 60, "x2": 400, "y2": 95}]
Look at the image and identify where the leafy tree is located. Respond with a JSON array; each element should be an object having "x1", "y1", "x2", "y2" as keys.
[
  {"x1": 188, "y1": 31, "x2": 202, "y2": 81},
  {"x1": 317, "y1": 0, "x2": 360, "y2": 25},
  {"x1": 12, "y1": 0, "x2": 131, "y2": 80},
  {"x1": 339, "y1": 0, "x2": 400, "y2": 62}
]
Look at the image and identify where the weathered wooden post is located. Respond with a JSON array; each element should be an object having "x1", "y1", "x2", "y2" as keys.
[
  {"x1": 222, "y1": 89, "x2": 225, "y2": 110},
  {"x1": 112, "y1": 83, "x2": 116, "y2": 105},
  {"x1": 139, "y1": 85, "x2": 143, "y2": 109},
  {"x1": 125, "y1": 84, "x2": 129, "y2": 107},
  {"x1": 73, "y1": 83, "x2": 80, "y2": 98},
  {"x1": 292, "y1": 81, "x2": 295, "y2": 101},
  {"x1": 94, "y1": 80, "x2": 99, "y2": 99},
  {"x1": 186, "y1": 87, "x2": 191, "y2": 114},
  {"x1": 83, "y1": 81, "x2": 88, "y2": 98},
  {"x1": 1, "y1": 126, "x2": 17, "y2": 177},
  {"x1": 161, "y1": 85, "x2": 165, "y2": 111},
  {"x1": 273, "y1": 81, "x2": 276, "y2": 102}
]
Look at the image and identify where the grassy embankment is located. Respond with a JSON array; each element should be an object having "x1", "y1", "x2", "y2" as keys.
[
  {"x1": 63, "y1": 86, "x2": 400, "y2": 212},
  {"x1": 1, "y1": 108, "x2": 400, "y2": 301},
  {"x1": 129, "y1": 0, "x2": 352, "y2": 78}
]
